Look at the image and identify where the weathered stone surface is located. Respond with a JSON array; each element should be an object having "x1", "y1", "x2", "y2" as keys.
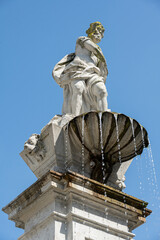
[
  {"x1": 24, "y1": 134, "x2": 46, "y2": 162},
  {"x1": 52, "y1": 22, "x2": 109, "y2": 116},
  {"x1": 20, "y1": 111, "x2": 148, "y2": 190},
  {"x1": 2, "y1": 171, "x2": 151, "y2": 240}
]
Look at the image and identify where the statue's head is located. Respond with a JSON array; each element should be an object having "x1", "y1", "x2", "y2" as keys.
[{"x1": 86, "y1": 22, "x2": 105, "y2": 43}]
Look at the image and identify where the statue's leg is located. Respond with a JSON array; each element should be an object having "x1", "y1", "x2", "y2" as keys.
[
  {"x1": 92, "y1": 82, "x2": 108, "y2": 111},
  {"x1": 71, "y1": 80, "x2": 85, "y2": 115}
]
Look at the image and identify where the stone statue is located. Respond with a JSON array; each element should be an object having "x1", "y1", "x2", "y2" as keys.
[{"x1": 52, "y1": 22, "x2": 109, "y2": 116}]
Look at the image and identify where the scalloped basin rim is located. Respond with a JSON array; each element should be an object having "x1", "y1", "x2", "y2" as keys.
[{"x1": 66, "y1": 111, "x2": 149, "y2": 164}]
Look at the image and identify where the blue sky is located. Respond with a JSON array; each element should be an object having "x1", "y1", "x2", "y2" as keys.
[{"x1": 0, "y1": 0, "x2": 160, "y2": 239}]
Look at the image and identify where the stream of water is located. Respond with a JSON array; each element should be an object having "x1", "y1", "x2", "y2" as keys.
[
  {"x1": 64, "y1": 123, "x2": 69, "y2": 237},
  {"x1": 131, "y1": 120, "x2": 160, "y2": 239},
  {"x1": 81, "y1": 115, "x2": 88, "y2": 229},
  {"x1": 82, "y1": 115, "x2": 85, "y2": 177},
  {"x1": 68, "y1": 114, "x2": 159, "y2": 239},
  {"x1": 65, "y1": 123, "x2": 69, "y2": 171},
  {"x1": 114, "y1": 113, "x2": 122, "y2": 165},
  {"x1": 98, "y1": 112, "x2": 109, "y2": 239}
]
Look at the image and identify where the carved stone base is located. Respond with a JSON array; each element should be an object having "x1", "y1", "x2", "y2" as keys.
[{"x1": 2, "y1": 171, "x2": 151, "y2": 240}]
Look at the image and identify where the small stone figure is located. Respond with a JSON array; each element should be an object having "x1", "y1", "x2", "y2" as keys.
[
  {"x1": 24, "y1": 134, "x2": 46, "y2": 162},
  {"x1": 53, "y1": 22, "x2": 109, "y2": 116}
]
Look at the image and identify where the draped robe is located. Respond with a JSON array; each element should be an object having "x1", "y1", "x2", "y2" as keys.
[{"x1": 52, "y1": 36, "x2": 108, "y2": 115}]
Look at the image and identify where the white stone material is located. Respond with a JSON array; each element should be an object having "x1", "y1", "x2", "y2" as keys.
[
  {"x1": 20, "y1": 114, "x2": 73, "y2": 179},
  {"x1": 2, "y1": 171, "x2": 151, "y2": 240},
  {"x1": 108, "y1": 159, "x2": 133, "y2": 189},
  {"x1": 24, "y1": 134, "x2": 46, "y2": 162},
  {"x1": 52, "y1": 22, "x2": 109, "y2": 116}
]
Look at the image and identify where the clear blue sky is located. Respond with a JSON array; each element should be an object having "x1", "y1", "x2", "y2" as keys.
[{"x1": 0, "y1": 0, "x2": 160, "y2": 239}]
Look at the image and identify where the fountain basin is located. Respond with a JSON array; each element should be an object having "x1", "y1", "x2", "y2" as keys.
[
  {"x1": 20, "y1": 111, "x2": 148, "y2": 190},
  {"x1": 69, "y1": 112, "x2": 148, "y2": 161},
  {"x1": 67, "y1": 111, "x2": 148, "y2": 184}
]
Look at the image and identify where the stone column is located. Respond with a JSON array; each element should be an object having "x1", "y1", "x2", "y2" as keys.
[{"x1": 2, "y1": 170, "x2": 151, "y2": 240}]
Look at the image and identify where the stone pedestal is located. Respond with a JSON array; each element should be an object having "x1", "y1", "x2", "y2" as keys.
[{"x1": 2, "y1": 170, "x2": 151, "y2": 240}]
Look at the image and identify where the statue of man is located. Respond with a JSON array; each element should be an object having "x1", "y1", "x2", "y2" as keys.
[{"x1": 53, "y1": 22, "x2": 109, "y2": 116}]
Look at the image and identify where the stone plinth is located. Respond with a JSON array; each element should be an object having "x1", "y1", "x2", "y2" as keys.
[{"x1": 2, "y1": 170, "x2": 151, "y2": 240}]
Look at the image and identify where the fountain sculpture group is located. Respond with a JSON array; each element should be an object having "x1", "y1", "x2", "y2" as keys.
[
  {"x1": 21, "y1": 21, "x2": 148, "y2": 189},
  {"x1": 2, "y1": 22, "x2": 151, "y2": 240}
]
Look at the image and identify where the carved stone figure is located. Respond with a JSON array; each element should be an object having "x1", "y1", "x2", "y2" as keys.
[
  {"x1": 24, "y1": 134, "x2": 46, "y2": 161},
  {"x1": 52, "y1": 22, "x2": 109, "y2": 116}
]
